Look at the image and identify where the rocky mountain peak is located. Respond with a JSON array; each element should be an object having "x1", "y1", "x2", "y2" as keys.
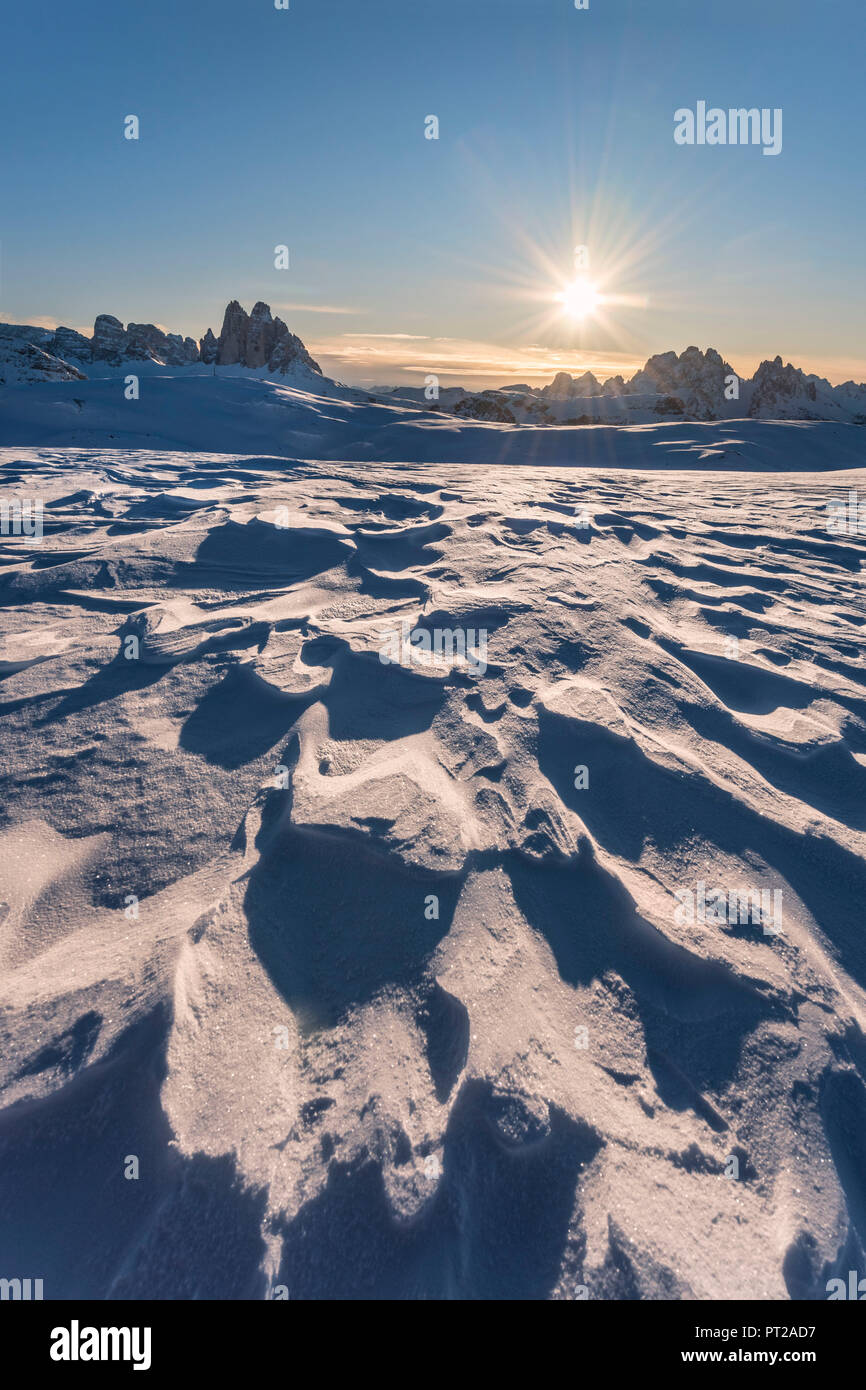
[
  {"x1": 747, "y1": 355, "x2": 833, "y2": 418},
  {"x1": 199, "y1": 327, "x2": 218, "y2": 365},
  {"x1": 1, "y1": 299, "x2": 323, "y2": 384},
  {"x1": 541, "y1": 369, "x2": 603, "y2": 399},
  {"x1": 202, "y1": 299, "x2": 322, "y2": 376},
  {"x1": 628, "y1": 346, "x2": 735, "y2": 420},
  {"x1": 91, "y1": 314, "x2": 128, "y2": 364},
  {"x1": 214, "y1": 300, "x2": 249, "y2": 366}
]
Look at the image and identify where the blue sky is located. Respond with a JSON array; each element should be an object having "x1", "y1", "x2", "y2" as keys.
[{"x1": 1, "y1": 0, "x2": 863, "y2": 386}]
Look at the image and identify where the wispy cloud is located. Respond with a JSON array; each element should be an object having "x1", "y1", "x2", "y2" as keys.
[
  {"x1": 347, "y1": 332, "x2": 429, "y2": 340},
  {"x1": 275, "y1": 302, "x2": 360, "y2": 315},
  {"x1": 1, "y1": 312, "x2": 57, "y2": 330},
  {"x1": 310, "y1": 331, "x2": 645, "y2": 387},
  {"x1": 0, "y1": 312, "x2": 92, "y2": 336}
]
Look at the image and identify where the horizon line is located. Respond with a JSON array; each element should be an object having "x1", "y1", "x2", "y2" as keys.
[{"x1": 2, "y1": 310, "x2": 864, "y2": 391}]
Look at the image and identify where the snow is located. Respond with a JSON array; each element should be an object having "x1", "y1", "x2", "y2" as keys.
[
  {"x1": 1, "y1": 370, "x2": 865, "y2": 469},
  {"x1": 1, "y1": 343, "x2": 866, "y2": 1301}
]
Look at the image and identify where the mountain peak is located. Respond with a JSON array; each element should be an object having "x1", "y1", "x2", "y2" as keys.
[
  {"x1": 0, "y1": 300, "x2": 322, "y2": 383},
  {"x1": 208, "y1": 299, "x2": 321, "y2": 375}
]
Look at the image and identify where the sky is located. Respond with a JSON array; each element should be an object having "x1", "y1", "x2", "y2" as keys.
[{"x1": 1, "y1": 0, "x2": 864, "y2": 388}]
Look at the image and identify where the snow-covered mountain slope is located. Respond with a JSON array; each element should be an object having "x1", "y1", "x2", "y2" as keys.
[
  {"x1": 0, "y1": 371, "x2": 865, "y2": 469},
  {"x1": 0, "y1": 337, "x2": 89, "y2": 386}
]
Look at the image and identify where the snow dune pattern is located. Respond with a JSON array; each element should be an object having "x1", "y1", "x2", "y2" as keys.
[{"x1": 1, "y1": 445, "x2": 866, "y2": 1299}]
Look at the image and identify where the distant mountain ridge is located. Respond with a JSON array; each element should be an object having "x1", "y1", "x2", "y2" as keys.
[
  {"x1": 394, "y1": 346, "x2": 866, "y2": 426},
  {"x1": 1, "y1": 310, "x2": 864, "y2": 425},
  {"x1": 0, "y1": 299, "x2": 322, "y2": 384}
]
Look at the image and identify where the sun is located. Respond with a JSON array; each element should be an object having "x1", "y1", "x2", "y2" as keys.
[{"x1": 557, "y1": 277, "x2": 602, "y2": 321}]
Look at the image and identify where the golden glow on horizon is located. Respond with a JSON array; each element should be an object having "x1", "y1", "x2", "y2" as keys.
[{"x1": 311, "y1": 331, "x2": 645, "y2": 384}]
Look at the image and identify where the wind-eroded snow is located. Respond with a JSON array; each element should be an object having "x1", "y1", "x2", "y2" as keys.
[{"x1": 1, "y1": 443, "x2": 866, "y2": 1299}]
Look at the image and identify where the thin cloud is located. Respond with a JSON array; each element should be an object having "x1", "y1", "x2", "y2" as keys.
[
  {"x1": 0, "y1": 312, "x2": 92, "y2": 336},
  {"x1": 311, "y1": 331, "x2": 644, "y2": 385},
  {"x1": 0, "y1": 312, "x2": 60, "y2": 330},
  {"x1": 346, "y1": 332, "x2": 430, "y2": 340},
  {"x1": 275, "y1": 302, "x2": 360, "y2": 315}
]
